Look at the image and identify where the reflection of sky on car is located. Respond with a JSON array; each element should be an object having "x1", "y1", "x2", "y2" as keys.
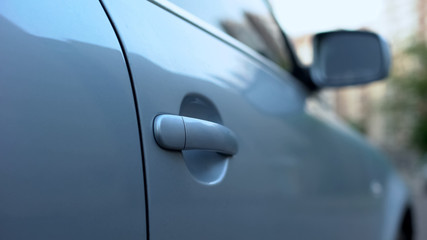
[
  {"x1": 0, "y1": 1, "x2": 119, "y2": 49},
  {"x1": 270, "y1": 0, "x2": 384, "y2": 37}
]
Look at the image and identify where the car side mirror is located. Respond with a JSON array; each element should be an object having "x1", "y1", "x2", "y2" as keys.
[{"x1": 310, "y1": 30, "x2": 391, "y2": 87}]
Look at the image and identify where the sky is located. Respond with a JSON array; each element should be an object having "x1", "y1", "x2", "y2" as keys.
[{"x1": 270, "y1": 0, "x2": 385, "y2": 38}]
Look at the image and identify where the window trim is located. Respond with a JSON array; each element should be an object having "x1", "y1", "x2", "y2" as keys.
[{"x1": 148, "y1": 0, "x2": 293, "y2": 79}]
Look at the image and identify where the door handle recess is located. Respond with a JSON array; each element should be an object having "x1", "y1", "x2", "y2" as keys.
[{"x1": 153, "y1": 114, "x2": 238, "y2": 156}]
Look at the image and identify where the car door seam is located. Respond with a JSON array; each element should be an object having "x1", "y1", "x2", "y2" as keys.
[{"x1": 99, "y1": 1, "x2": 151, "y2": 239}]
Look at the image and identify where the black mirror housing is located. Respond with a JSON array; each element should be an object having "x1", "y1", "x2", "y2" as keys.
[{"x1": 310, "y1": 30, "x2": 391, "y2": 87}]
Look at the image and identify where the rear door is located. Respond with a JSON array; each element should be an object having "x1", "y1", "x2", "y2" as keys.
[{"x1": 101, "y1": 0, "x2": 379, "y2": 239}]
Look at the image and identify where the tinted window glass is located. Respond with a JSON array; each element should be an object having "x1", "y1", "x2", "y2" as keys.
[{"x1": 168, "y1": 0, "x2": 292, "y2": 70}]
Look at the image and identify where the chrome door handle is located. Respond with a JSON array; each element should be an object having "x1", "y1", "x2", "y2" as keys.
[{"x1": 153, "y1": 114, "x2": 238, "y2": 156}]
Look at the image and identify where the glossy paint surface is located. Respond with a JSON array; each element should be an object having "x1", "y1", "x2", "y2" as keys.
[
  {"x1": 102, "y1": 0, "x2": 408, "y2": 239},
  {"x1": 0, "y1": 1, "x2": 146, "y2": 239},
  {"x1": 0, "y1": 0, "x2": 409, "y2": 239}
]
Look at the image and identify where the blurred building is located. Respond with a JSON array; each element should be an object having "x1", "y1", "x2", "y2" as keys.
[
  {"x1": 368, "y1": 0, "x2": 427, "y2": 148},
  {"x1": 375, "y1": 0, "x2": 419, "y2": 48},
  {"x1": 418, "y1": 0, "x2": 427, "y2": 41}
]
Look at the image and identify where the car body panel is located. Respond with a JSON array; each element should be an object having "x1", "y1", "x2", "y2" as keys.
[
  {"x1": 0, "y1": 1, "x2": 146, "y2": 239},
  {"x1": 0, "y1": 0, "x2": 410, "y2": 239},
  {"x1": 101, "y1": 0, "x2": 407, "y2": 239}
]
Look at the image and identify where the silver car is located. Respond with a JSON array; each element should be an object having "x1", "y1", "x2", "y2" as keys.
[{"x1": 0, "y1": 0, "x2": 413, "y2": 239}]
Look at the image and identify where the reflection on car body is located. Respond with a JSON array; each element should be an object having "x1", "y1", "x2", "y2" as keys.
[{"x1": 0, "y1": 0, "x2": 413, "y2": 239}]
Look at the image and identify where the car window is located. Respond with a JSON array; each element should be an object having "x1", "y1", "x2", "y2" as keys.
[{"x1": 167, "y1": 0, "x2": 292, "y2": 71}]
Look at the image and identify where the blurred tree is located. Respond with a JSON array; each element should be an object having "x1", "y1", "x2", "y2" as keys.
[{"x1": 385, "y1": 41, "x2": 427, "y2": 159}]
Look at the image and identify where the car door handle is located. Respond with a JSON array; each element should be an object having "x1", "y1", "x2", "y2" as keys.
[{"x1": 153, "y1": 114, "x2": 238, "y2": 156}]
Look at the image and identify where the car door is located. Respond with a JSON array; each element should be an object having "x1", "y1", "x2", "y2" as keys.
[
  {"x1": 0, "y1": 1, "x2": 146, "y2": 239},
  {"x1": 102, "y1": 0, "x2": 381, "y2": 239}
]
